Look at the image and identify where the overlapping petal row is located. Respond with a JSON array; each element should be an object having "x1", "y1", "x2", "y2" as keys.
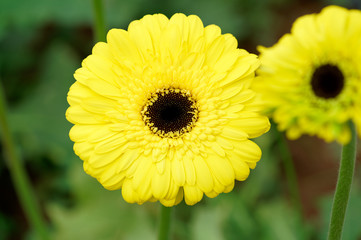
[
  {"x1": 66, "y1": 13, "x2": 270, "y2": 206},
  {"x1": 255, "y1": 6, "x2": 361, "y2": 144}
]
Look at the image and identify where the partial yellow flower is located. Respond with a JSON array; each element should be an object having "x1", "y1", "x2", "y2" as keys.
[
  {"x1": 256, "y1": 5, "x2": 361, "y2": 144},
  {"x1": 66, "y1": 13, "x2": 270, "y2": 206}
]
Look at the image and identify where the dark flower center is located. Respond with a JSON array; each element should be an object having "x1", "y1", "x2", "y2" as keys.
[
  {"x1": 311, "y1": 64, "x2": 344, "y2": 99},
  {"x1": 142, "y1": 88, "x2": 198, "y2": 138}
]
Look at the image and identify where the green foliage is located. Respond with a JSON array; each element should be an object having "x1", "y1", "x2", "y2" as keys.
[
  {"x1": 0, "y1": 0, "x2": 93, "y2": 33},
  {"x1": 0, "y1": 212, "x2": 13, "y2": 240},
  {"x1": 8, "y1": 42, "x2": 76, "y2": 166},
  {"x1": 318, "y1": 185, "x2": 361, "y2": 240},
  {"x1": 48, "y1": 162, "x2": 156, "y2": 240}
]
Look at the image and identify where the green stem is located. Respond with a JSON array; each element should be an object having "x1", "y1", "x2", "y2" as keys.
[
  {"x1": 158, "y1": 205, "x2": 172, "y2": 240},
  {"x1": 327, "y1": 122, "x2": 357, "y2": 240},
  {"x1": 92, "y1": 0, "x2": 106, "y2": 42},
  {"x1": 0, "y1": 83, "x2": 49, "y2": 239},
  {"x1": 278, "y1": 132, "x2": 303, "y2": 217}
]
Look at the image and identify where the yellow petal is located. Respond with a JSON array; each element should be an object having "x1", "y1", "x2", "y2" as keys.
[
  {"x1": 193, "y1": 156, "x2": 213, "y2": 193},
  {"x1": 184, "y1": 185, "x2": 203, "y2": 205},
  {"x1": 205, "y1": 153, "x2": 234, "y2": 187},
  {"x1": 183, "y1": 156, "x2": 196, "y2": 185},
  {"x1": 227, "y1": 155, "x2": 250, "y2": 181},
  {"x1": 151, "y1": 161, "x2": 170, "y2": 199}
]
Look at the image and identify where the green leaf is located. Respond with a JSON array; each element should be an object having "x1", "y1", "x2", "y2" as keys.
[
  {"x1": 318, "y1": 184, "x2": 361, "y2": 240},
  {"x1": 8, "y1": 41, "x2": 77, "y2": 166},
  {"x1": 48, "y1": 162, "x2": 156, "y2": 240},
  {"x1": 255, "y1": 198, "x2": 313, "y2": 240}
]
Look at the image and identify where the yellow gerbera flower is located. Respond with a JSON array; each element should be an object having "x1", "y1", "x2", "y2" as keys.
[
  {"x1": 256, "y1": 5, "x2": 361, "y2": 144},
  {"x1": 66, "y1": 13, "x2": 270, "y2": 206}
]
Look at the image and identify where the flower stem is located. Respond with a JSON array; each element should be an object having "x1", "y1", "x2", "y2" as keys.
[
  {"x1": 327, "y1": 122, "x2": 357, "y2": 240},
  {"x1": 275, "y1": 126, "x2": 303, "y2": 218},
  {"x1": 0, "y1": 83, "x2": 49, "y2": 240},
  {"x1": 158, "y1": 205, "x2": 172, "y2": 240},
  {"x1": 92, "y1": 0, "x2": 106, "y2": 42}
]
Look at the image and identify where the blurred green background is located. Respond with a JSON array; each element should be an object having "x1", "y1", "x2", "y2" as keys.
[{"x1": 1, "y1": 0, "x2": 361, "y2": 239}]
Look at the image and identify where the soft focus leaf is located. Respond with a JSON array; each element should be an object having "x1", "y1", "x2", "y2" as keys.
[
  {"x1": 318, "y1": 184, "x2": 361, "y2": 240},
  {"x1": 8, "y1": 42, "x2": 76, "y2": 166},
  {"x1": 255, "y1": 199, "x2": 312, "y2": 240},
  {"x1": 48, "y1": 162, "x2": 156, "y2": 240}
]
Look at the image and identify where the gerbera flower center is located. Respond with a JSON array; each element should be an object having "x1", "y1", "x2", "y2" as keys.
[
  {"x1": 311, "y1": 64, "x2": 344, "y2": 99},
  {"x1": 141, "y1": 88, "x2": 198, "y2": 138}
]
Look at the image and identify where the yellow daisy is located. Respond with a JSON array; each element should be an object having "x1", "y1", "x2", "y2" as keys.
[
  {"x1": 256, "y1": 5, "x2": 361, "y2": 144},
  {"x1": 66, "y1": 13, "x2": 270, "y2": 206}
]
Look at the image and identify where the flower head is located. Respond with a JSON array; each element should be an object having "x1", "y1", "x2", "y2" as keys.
[
  {"x1": 256, "y1": 6, "x2": 361, "y2": 144},
  {"x1": 66, "y1": 13, "x2": 270, "y2": 206}
]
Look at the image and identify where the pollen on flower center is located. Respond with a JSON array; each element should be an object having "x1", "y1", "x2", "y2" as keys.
[
  {"x1": 311, "y1": 64, "x2": 344, "y2": 99},
  {"x1": 141, "y1": 88, "x2": 198, "y2": 138}
]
